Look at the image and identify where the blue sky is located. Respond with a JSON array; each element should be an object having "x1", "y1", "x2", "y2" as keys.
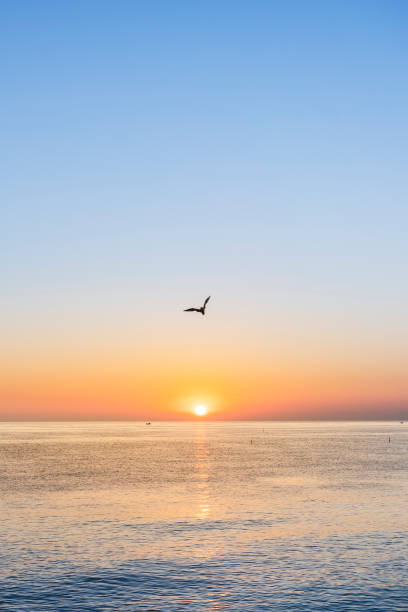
[{"x1": 1, "y1": 1, "x2": 407, "y2": 417}]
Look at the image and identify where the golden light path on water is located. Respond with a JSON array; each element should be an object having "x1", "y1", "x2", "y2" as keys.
[{"x1": 194, "y1": 425, "x2": 211, "y2": 522}]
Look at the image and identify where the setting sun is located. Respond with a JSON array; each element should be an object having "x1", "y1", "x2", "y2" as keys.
[{"x1": 194, "y1": 404, "x2": 207, "y2": 417}]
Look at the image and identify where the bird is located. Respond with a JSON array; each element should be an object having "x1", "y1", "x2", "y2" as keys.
[{"x1": 184, "y1": 295, "x2": 211, "y2": 316}]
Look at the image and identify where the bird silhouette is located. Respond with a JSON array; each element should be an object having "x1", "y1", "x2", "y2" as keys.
[{"x1": 184, "y1": 296, "x2": 211, "y2": 316}]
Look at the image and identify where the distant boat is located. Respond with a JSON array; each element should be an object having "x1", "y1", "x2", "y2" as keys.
[
  {"x1": 146, "y1": 422, "x2": 151, "y2": 425},
  {"x1": 400, "y1": 421, "x2": 404, "y2": 424}
]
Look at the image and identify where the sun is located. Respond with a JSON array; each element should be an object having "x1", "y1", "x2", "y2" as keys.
[{"x1": 194, "y1": 404, "x2": 207, "y2": 417}]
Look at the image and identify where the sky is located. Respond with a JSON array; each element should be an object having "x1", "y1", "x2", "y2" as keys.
[{"x1": 1, "y1": 1, "x2": 407, "y2": 420}]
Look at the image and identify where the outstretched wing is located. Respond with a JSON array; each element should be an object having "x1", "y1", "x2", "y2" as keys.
[
  {"x1": 184, "y1": 308, "x2": 200, "y2": 312},
  {"x1": 203, "y1": 296, "x2": 211, "y2": 308}
]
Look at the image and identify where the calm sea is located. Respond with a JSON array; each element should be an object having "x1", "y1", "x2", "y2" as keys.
[{"x1": 0, "y1": 421, "x2": 407, "y2": 611}]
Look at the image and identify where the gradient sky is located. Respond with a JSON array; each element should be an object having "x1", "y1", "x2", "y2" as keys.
[{"x1": 2, "y1": 1, "x2": 407, "y2": 420}]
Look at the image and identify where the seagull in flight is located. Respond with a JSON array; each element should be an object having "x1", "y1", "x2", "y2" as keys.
[{"x1": 184, "y1": 296, "x2": 211, "y2": 316}]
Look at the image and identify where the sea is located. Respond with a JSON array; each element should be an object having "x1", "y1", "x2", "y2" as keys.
[{"x1": 0, "y1": 421, "x2": 407, "y2": 611}]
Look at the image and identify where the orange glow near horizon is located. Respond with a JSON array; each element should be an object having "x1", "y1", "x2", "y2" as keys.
[{"x1": 0, "y1": 330, "x2": 407, "y2": 420}]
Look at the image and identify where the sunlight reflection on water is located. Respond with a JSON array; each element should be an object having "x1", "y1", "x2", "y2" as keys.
[{"x1": 195, "y1": 426, "x2": 211, "y2": 521}]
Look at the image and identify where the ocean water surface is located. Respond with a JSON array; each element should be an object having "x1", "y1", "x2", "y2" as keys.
[{"x1": 0, "y1": 421, "x2": 407, "y2": 611}]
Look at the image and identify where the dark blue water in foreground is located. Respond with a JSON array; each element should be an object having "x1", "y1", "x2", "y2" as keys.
[{"x1": 1, "y1": 422, "x2": 407, "y2": 610}]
